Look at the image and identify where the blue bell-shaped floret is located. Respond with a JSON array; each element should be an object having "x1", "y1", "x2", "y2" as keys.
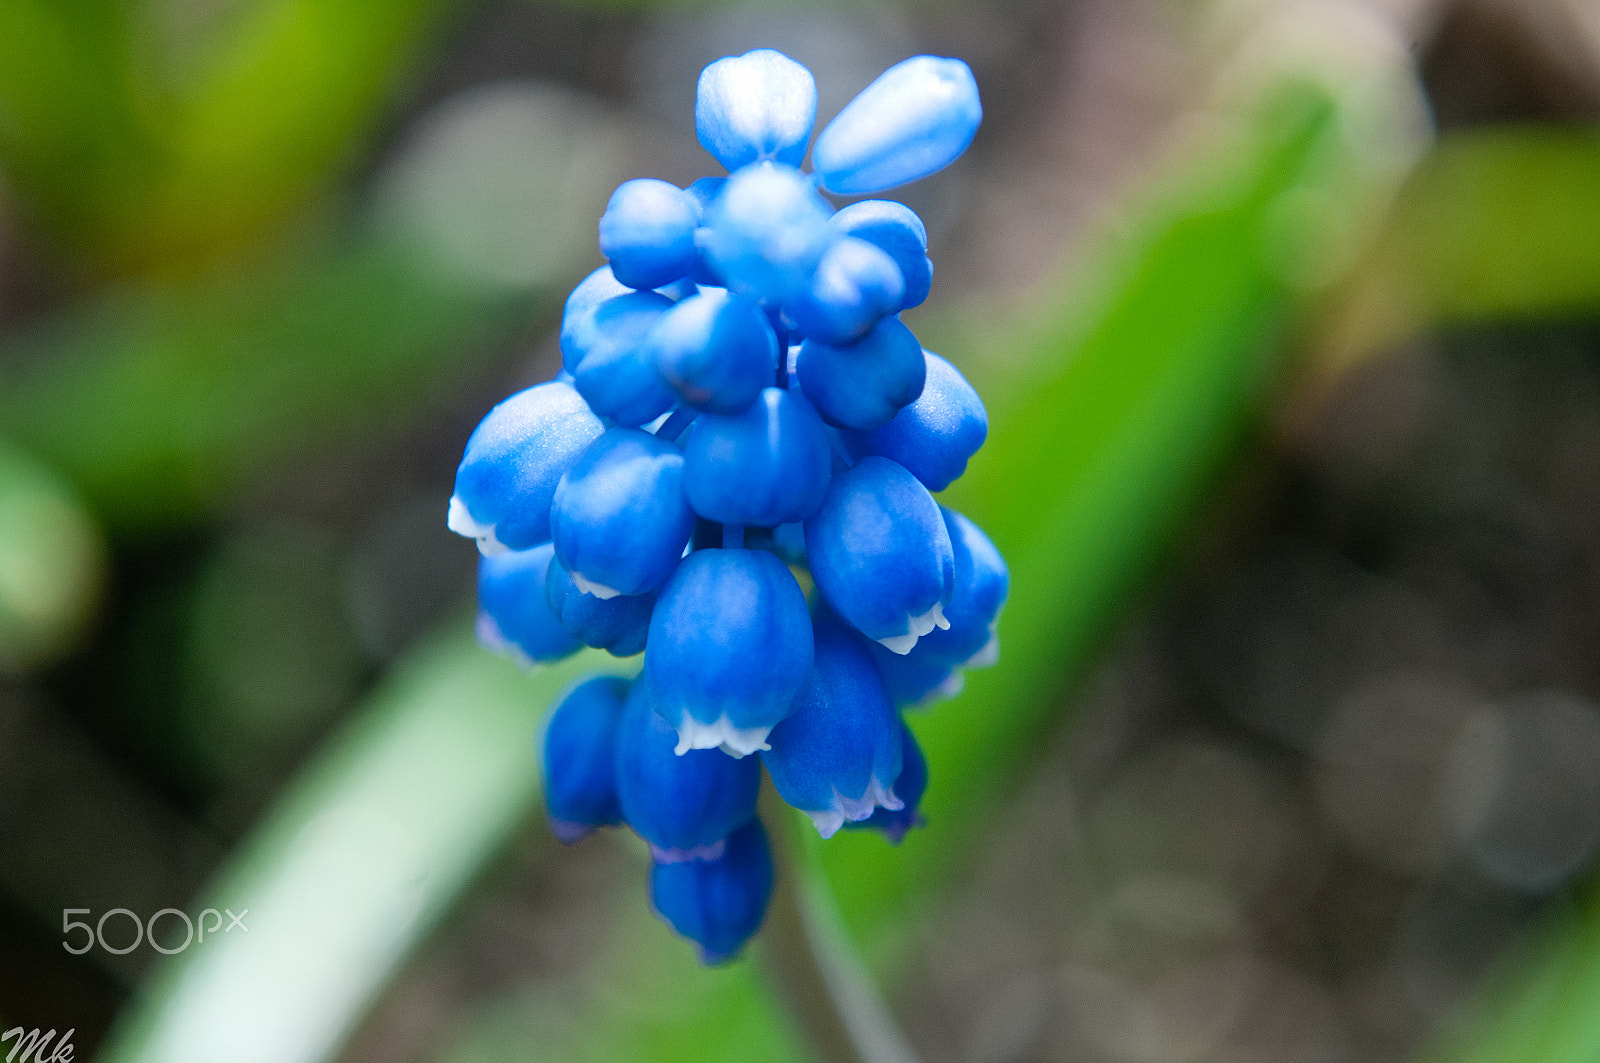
[
  {"x1": 763, "y1": 614, "x2": 904, "y2": 837},
  {"x1": 544, "y1": 551, "x2": 654, "y2": 657},
  {"x1": 797, "y1": 317, "x2": 926, "y2": 431},
  {"x1": 542, "y1": 675, "x2": 631, "y2": 842},
  {"x1": 643, "y1": 548, "x2": 813, "y2": 756},
  {"x1": 550, "y1": 428, "x2": 695, "y2": 599},
  {"x1": 845, "y1": 718, "x2": 928, "y2": 843},
  {"x1": 572, "y1": 292, "x2": 678, "y2": 426},
  {"x1": 909, "y1": 506, "x2": 1008, "y2": 667},
  {"x1": 867, "y1": 638, "x2": 964, "y2": 707},
  {"x1": 615, "y1": 681, "x2": 760, "y2": 859},
  {"x1": 812, "y1": 56, "x2": 981, "y2": 195},
  {"x1": 861, "y1": 350, "x2": 987, "y2": 491},
  {"x1": 560, "y1": 266, "x2": 632, "y2": 373},
  {"x1": 650, "y1": 819, "x2": 774, "y2": 964},
  {"x1": 474, "y1": 544, "x2": 581, "y2": 665},
  {"x1": 682, "y1": 387, "x2": 831, "y2": 525},
  {"x1": 702, "y1": 162, "x2": 833, "y2": 303},
  {"x1": 646, "y1": 289, "x2": 778, "y2": 415},
  {"x1": 804, "y1": 456, "x2": 954, "y2": 653},
  {"x1": 696, "y1": 49, "x2": 817, "y2": 171},
  {"x1": 785, "y1": 236, "x2": 905, "y2": 345},
  {"x1": 449, "y1": 380, "x2": 605, "y2": 554},
  {"x1": 599, "y1": 179, "x2": 701, "y2": 290},
  {"x1": 829, "y1": 200, "x2": 932, "y2": 309}
]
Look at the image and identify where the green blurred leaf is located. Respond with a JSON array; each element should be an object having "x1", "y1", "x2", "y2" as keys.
[
  {"x1": 95, "y1": 635, "x2": 633, "y2": 1063},
  {"x1": 0, "y1": 0, "x2": 458, "y2": 273},
  {"x1": 0, "y1": 441, "x2": 105, "y2": 670},
  {"x1": 0, "y1": 236, "x2": 536, "y2": 534},
  {"x1": 1319, "y1": 127, "x2": 1600, "y2": 377}
]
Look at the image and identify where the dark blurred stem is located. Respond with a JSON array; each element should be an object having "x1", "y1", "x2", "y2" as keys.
[{"x1": 756, "y1": 780, "x2": 921, "y2": 1063}]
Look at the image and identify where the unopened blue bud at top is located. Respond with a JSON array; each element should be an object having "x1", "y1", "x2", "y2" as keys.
[
  {"x1": 542, "y1": 675, "x2": 631, "y2": 842},
  {"x1": 572, "y1": 291, "x2": 678, "y2": 426},
  {"x1": 763, "y1": 614, "x2": 904, "y2": 838},
  {"x1": 812, "y1": 56, "x2": 982, "y2": 195},
  {"x1": 599, "y1": 179, "x2": 702, "y2": 290},
  {"x1": 560, "y1": 266, "x2": 632, "y2": 372},
  {"x1": 696, "y1": 50, "x2": 817, "y2": 171},
  {"x1": 544, "y1": 552, "x2": 654, "y2": 657},
  {"x1": 449, "y1": 380, "x2": 604, "y2": 554},
  {"x1": 474, "y1": 544, "x2": 580, "y2": 665},
  {"x1": 702, "y1": 162, "x2": 833, "y2": 303},
  {"x1": 551, "y1": 428, "x2": 695, "y2": 599},
  {"x1": 862, "y1": 350, "x2": 987, "y2": 491},
  {"x1": 829, "y1": 200, "x2": 932, "y2": 309},
  {"x1": 615, "y1": 682, "x2": 760, "y2": 859},
  {"x1": 797, "y1": 317, "x2": 926, "y2": 431},
  {"x1": 650, "y1": 819, "x2": 773, "y2": 964},
  {"x1": 805, "y1": 456, "x2": 954, "y2": 653},
  {"x1": 683, "y1": 387, "x2": 831, "y2": 526},
  {"x1": 646, "y1": 289, "x2": 777, "y2": 415},
  {"x1": 845, "y1": 718, "x2": 927, "y2": 843},
  {"x1": 911, "y1": 507, "x2": 1008, "y2": 667},
  {"x1": 643, "y1": 548, "x2": 813, "y2": 757},
  {"x1": 785, "y1": 236, "x2": 905, "y2": 346}
]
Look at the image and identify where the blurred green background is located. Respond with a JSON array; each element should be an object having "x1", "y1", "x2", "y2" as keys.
[{"x1": 4, "y1": 1, "x2": 1600, "y2": 1061}]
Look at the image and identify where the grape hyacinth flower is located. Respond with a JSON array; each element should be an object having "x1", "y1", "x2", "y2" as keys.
[{"x1": 449, "y1": 46, "x2": 1002, "y2": 964}]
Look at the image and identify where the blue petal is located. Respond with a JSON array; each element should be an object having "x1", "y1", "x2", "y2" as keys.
[
  {"x1": 545, "y1": 551, "x2": 654, "y2": 657},
  {"x1": 911, "y1": 506, "x2": 1008, "y2": 667},
  {"x1": 803, "y1": 456, "x2": 954, "y2": 651},
  {"x1": 862, "y1": 350, "x2": 987, "y2": 491},
  {"x1": 572, "y1": 291, "x2": 678, "y2": 426},
  {"x1": 785, "y1": 236, "x2": 905, "y2": 346},
  {"x1": 695, "y1": 50, "x2": 817, "y2": 171},
  {"x1": 560, "y1": 266, "x2": 631, "y2": 373},
  {"x1": 867, "y1": 639, "x2": 965, "y2": 708},
  {"x1": 551, "y1": 428, "x2": 695, "y2": 598},
  {"x1": 813, "y1": 56, "x2": 982, "y2": 195},
  {"x1": 846, "y1": 717, "x2": 928, "y2": 843},
  {"x1": 599, "y1": 179, "x2": 701, "y2": 290},
  {"x1": 762, "y1": 613, "x2": 904, "y2": 838},
  {"x1": 702, "y1": 162, "x2": 833, "y2": 303},
  {"x1": 615, "y1": 682, "x2": 760, "y2": 856},
  {"x1": 828, "y1": 200, "x2": 932, "y2": 309},
  {"x1": 542, "y1": 675, "x2": 631, "y2": 841},
  {"x1": 797, "y1": 317, "x2": 926, "y2": 430},
  {"x1": 474, "y1": 544, "x2": 582, "y2": 665},
  {"x1": 683, "y1": 387, "x2": 831, "y2": 526},
  {"x1": 650, "y1": 819, "x2": 774, "y2": 964},
  {"x1": 646, "y1": 289, "x2": 778, "y2": 415},
  {"x1": 642, "y1": 548, "x2": 813, "y2": 756},
  {"x1": 449, "y1": 380, "x2": 604, "y2": 554}
]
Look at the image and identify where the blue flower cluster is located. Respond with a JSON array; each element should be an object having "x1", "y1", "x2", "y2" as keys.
[{"x1": 450, "y1": 49, "x2": 1006, "y2": 963}]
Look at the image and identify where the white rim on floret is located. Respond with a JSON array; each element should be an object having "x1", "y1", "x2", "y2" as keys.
[
  {"x1": 876, "y1": 600, "x2": 951, "y2": 655},
  {"x1": 447, "y1": 496, "x2": 509, "y2": 557},
  {"x1": 649, "y1": 838, "x2": 728, "y2": 864},
  {"x1": 569, "y1": 570, "x2": 623, "y2": 600},
  {"x1": 673, "y1": 714, "x2": 774, "y2": 759},
  {"x1": 914, "y1": 670, "x2": 966, "y2": 709},
  {"x1": 807, "y1": 776, "x2": 904, "y2": 839},
  {"x1": 963, "y1": 626, "x2": 1000, "y2": 669},
  {"x1": 473, "y1": 612, "x2": 532, "y2": 669}
]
